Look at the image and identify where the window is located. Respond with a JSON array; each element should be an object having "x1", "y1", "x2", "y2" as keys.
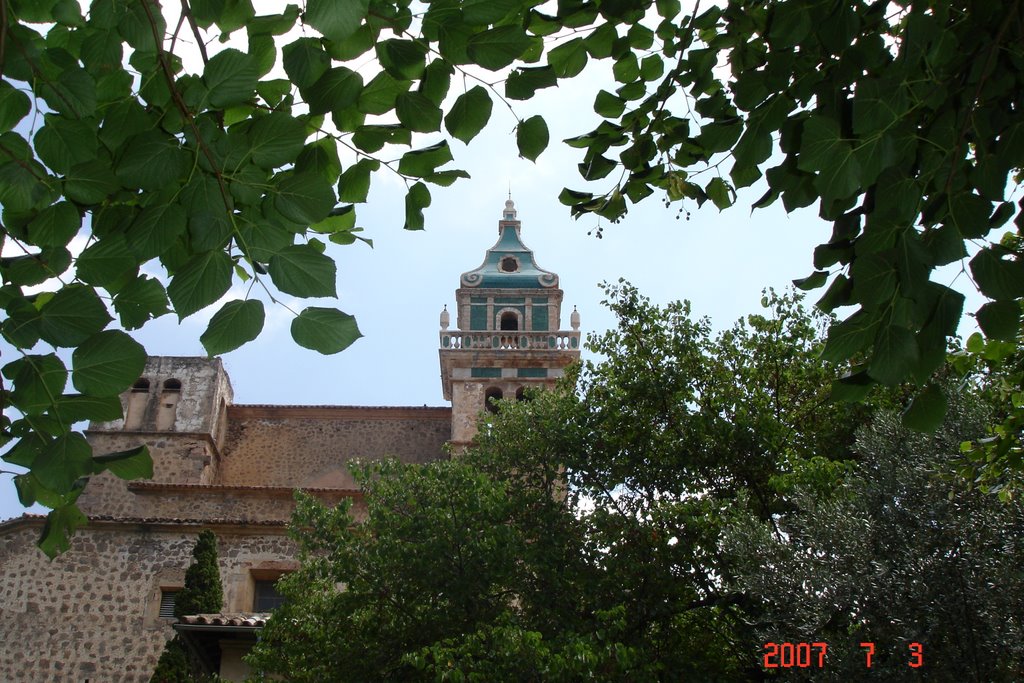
[
  {"x1": 131, "y1": 379, "x2": 150, "y2": 392},
  {"x1": 499, "y1": 311, "x2": 519, "y2": 331},
  {"x1": 156, "y1": 378, "x2": 182, "y2": 431},
  {"x1": 484, "y1": 387, "x2": 503, "y2": 414},
  {"x1": 159, "y1": 589, "x2": 180, "y2": 619},
  {"x1": 500, "y1": 256, "x2": 518, "y2": 272},
  {"x1": 253, "y1": 580, "x2": 286, "y2": 612}
]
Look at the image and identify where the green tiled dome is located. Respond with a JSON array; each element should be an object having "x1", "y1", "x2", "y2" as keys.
[{"x1": 460, "y1": 200, "x2": 559, "y2": 289}]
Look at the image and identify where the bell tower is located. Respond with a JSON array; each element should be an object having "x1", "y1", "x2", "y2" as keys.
[{"x1": 439, "y1": 199, "x2": 581, "y2": 450}]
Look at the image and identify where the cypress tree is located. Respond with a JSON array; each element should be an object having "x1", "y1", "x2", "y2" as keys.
[
  {"x1": 174, "y1": 529, "x2": 223, "y2": 617},
  {"x1": 150, "y1": 530, "x2": 224, "y2": 682}
]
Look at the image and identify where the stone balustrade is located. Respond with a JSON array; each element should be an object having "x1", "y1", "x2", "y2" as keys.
[{"x1": 440, "y1": 330, "x2": 581, "y2": 351}]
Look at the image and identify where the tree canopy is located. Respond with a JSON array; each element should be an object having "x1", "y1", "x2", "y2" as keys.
[
  {"x1": 2, "y1": 0, "x2": 1022, "y2": 552},
  {"x1": 248, "y1": 285, "x2": 1024, "y2": 680}
]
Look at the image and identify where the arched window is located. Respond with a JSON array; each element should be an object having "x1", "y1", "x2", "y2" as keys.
[
  {"x1": 156, "y1": 378, "x2": 182, "y2": 431},
  {"x1": 515, "y1": 386, "x2": 529, "y2": 401},
  {"x1": 125, "y1": 378, "x2": 151, "y2": 430},
  {"x1": 499, "y1": 311, "x2": 519, "y2": 331},
  {"x1": 484, "y1": 387, "x2": 503, "y2": 414}
]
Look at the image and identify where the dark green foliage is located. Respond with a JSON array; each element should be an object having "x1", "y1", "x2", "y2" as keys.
[
  {"x1": 149, "y1": 636, "x2": 191, "y2": 683},
  {"x1": 7, "y1": 0, "x2": 1024, "y2": 552},
  {"x1": 726, "y1": 390, "x2": 1024, "y2": 680},
  {"x1": 248, "y1": 285, "x2": 891, "y2": 680},
  {"x1": 175, "y1": 530, "x2": 223, "y2": 618}
]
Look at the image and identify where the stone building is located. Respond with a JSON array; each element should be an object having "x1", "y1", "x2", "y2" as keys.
[{"x1": 0, "y1": 201, "x2": 580, "y2": 682}]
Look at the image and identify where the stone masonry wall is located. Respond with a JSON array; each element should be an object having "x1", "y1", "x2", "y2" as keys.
[
  {"x1": 0, "y1": 520, "x2": 295, "y2": 683},
  {"x1": 77, "y1": 433, "x2": 218, "y2": 519},
  {"x1": 219, "y1": 407, "x2": 451, "y2": 489}
]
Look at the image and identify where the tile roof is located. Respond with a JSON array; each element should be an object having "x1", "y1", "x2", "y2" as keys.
[{"x1": 178, "y1": 613, "x2": 270, "y2": 628}]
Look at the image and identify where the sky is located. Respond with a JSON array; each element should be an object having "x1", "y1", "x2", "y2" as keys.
[{"x1": 0, "y1": 4, "x2": 986, "y2": 522}]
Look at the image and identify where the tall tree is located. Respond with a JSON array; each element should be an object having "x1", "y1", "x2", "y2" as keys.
[
  {"x1": 249, "y1": 286, "x2": 887, "y2": 680},
  {"x1": 4, "y1": 0, "x2": 1022, "y2": 552},
  {"x1": 150, "y1": 529, "x2": 224, "y2": 683}
]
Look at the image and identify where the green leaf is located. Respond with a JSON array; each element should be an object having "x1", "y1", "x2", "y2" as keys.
[
  {"x1": 39, "y1": 285, "x2": 111, "y2": 347},
  {"x1": 74, "y1": 234, "x2": 137, "y2": 289},
  {"x1": 970, "y1": 248, "x2": 1024, "y2": 300},
  {"x1": 306, "y1": 67, "x2": 363, "y2": 117},
  {"x1": 274, "y1": 172, "x2": 337, "y2": 225},
  {"x1": 249, "y1": 111, "x2": 307, "y2": 169},
  {"x1": 593, "y1": 90, "x2": 625, "y2": 118},
  {"x1": 405, "y1": 182, "x2": 431, "y2": 230},
  {"x1": 548, "y1": 38, "x2": 588, "y2": 78},
  {"x1": 34, "y1": 116, "x2": 97, "y2": 173},
  {"x1": 115, "y1": 131, "x2": 188, "y2": 191},
  {"x1": 72, "y1": 329, "x2": 146, "y2": 397},
  {"x1": 419, "y1": 59, "x2": 453, "y2": 106},
  {"x1": 93, "y1": 445, "x2": 153, "y2": 480},
  {"x1": 798, "y1": 115, "x2": 845, "y2": 173},
  {"x1": 268, "y1": 245, "x2": 337, "y2": 298},
  {"x1": 51, "y1": 394, "x2": 124, "y2": 422},
  {"x1": 377, "y1": 39, "x2": 428, "y2": 80},
  {"x1": 850, "y1": 252, "x2": 896, "y2": 306},
  {"x1": 64, "y1": 159, "x2": 119, "y2": 205},
  {"x1": 705, "y1": 177, "x2": 732, "y2": 210},
  {"x1": 203, "y1": 48, "x2": 258, "y2": 108},
  {"x1": 902, "y1": 384, "x2": 948, "y2": 433},
  {"x1": 34, "y1": 432, "x2": 93, "y2": 493},
  {"x1": 395, "y1": 91, "x2": 442, "y2": 133},
  {"x1": 125, "y1": 203, "x2": 188, "y2": 261},
  {"x1": 113, "y1": 275, "x2": 171, "y2": 330},
  {"x1": 612, "y1": 53, "x2": 640, "y2": 83},
  {"x1": 399, "y1": 141, "x2": 454, "y2": 177},
  {"x1": 868, "y1": 324, "x2": 918, "y2": 385},
  {"x1": 444, "y1": 86, "x2": 492, "y2": 143},
  {"x1": 338, "y1": 158, "x2": 379, "y2": 203},
  {"x1": 505, "y1": 66, "x2": 557, "y2": 100},
  {"x1": 792, "y1": 270, "x2": 828, "y2": 291},
  {"x1": 463, "y1": 0, "x2": 519, "y2": 25},
  {"x1": 516, "y1": 116, "x2": 548, "y2": 162},
  {"x1": 282, "y1": 38, "x2": 330, "y2": 89},
  {"x1": 39, "y1": 502, "x2": 88, "y2": 558},
  {"x1": 166, "y1": 250, "x2": 233, "y2": 319},
  {"x1": 467, "y1": 26, "x2": 533, "y2": 70},
  {"x1": 0, "y1": 81, "x2": 31, "y2": 132},
  {"x1": 200, "y1": 299, "x2": 266, "y2": 355},
  {"x1": 5, "y1": 354, "x2": 67, "y2": 415},
  {"x1": 291, "y1": 307, "x2": 362, "y2": 354},
  {"x1": 305, "y1": 0, "x2": 368, "y2": 42},
  {"x1": 821, "y1": 310, "x2": 878, "y2": 363},
  {"x1": 976, "y1": 300, "x2": 1021, "y2": 341},
  {"x1": 358, "y1": 71, "x2": 411, "y2": 115},
  {"x1": 28, "y1": 202, "x2": 81, "y2": 248}
]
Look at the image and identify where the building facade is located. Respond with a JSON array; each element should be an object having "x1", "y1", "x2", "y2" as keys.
[{"x1": 0, "y1": 202, "x2": 579, "y2": 682}]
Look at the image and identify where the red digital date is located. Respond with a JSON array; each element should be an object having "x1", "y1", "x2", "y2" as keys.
[
  {"x1": 763, "y1": 642, "x2": 827, "y2": 668},
  {"x1": 764, "y1": 642, "x2": 924, "y2": 669}
]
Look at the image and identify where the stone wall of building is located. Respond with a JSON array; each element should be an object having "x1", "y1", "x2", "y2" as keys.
[
  {"x1": 219, "y1": 406, "x2": 452, "y2": 489},
  {"x1": 0, "y1": 519, "x2": 295, "y2": 683}
]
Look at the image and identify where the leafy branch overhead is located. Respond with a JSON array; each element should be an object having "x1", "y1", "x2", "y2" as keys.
[{"x1": 1, "y1": 0, "x2": 1022, "y2": 552}]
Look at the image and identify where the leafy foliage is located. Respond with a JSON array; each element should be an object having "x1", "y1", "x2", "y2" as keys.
[
  {"x1": 149, "y1": 636, "x2": 191, "y2": 683},
  {"x1": 5, "y1": 0, "x2": 1023, "y2": 549},
  {"x1": 249, "y1": 285, "x2": 897, "y2": 680},
  {"x1": 174, "y1": 529, "x2": 223, "y2": 618},
  {"x1": 726, "y1": 391, "x2": 1024, "y2": 680},
  {"x1": 150, "y1": 530, "x2": 224, "y2": 682}
]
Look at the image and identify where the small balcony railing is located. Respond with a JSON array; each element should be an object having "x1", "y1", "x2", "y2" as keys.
[{"x1": 440, "y1": 330, "x2": 580, "y2": 351}]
